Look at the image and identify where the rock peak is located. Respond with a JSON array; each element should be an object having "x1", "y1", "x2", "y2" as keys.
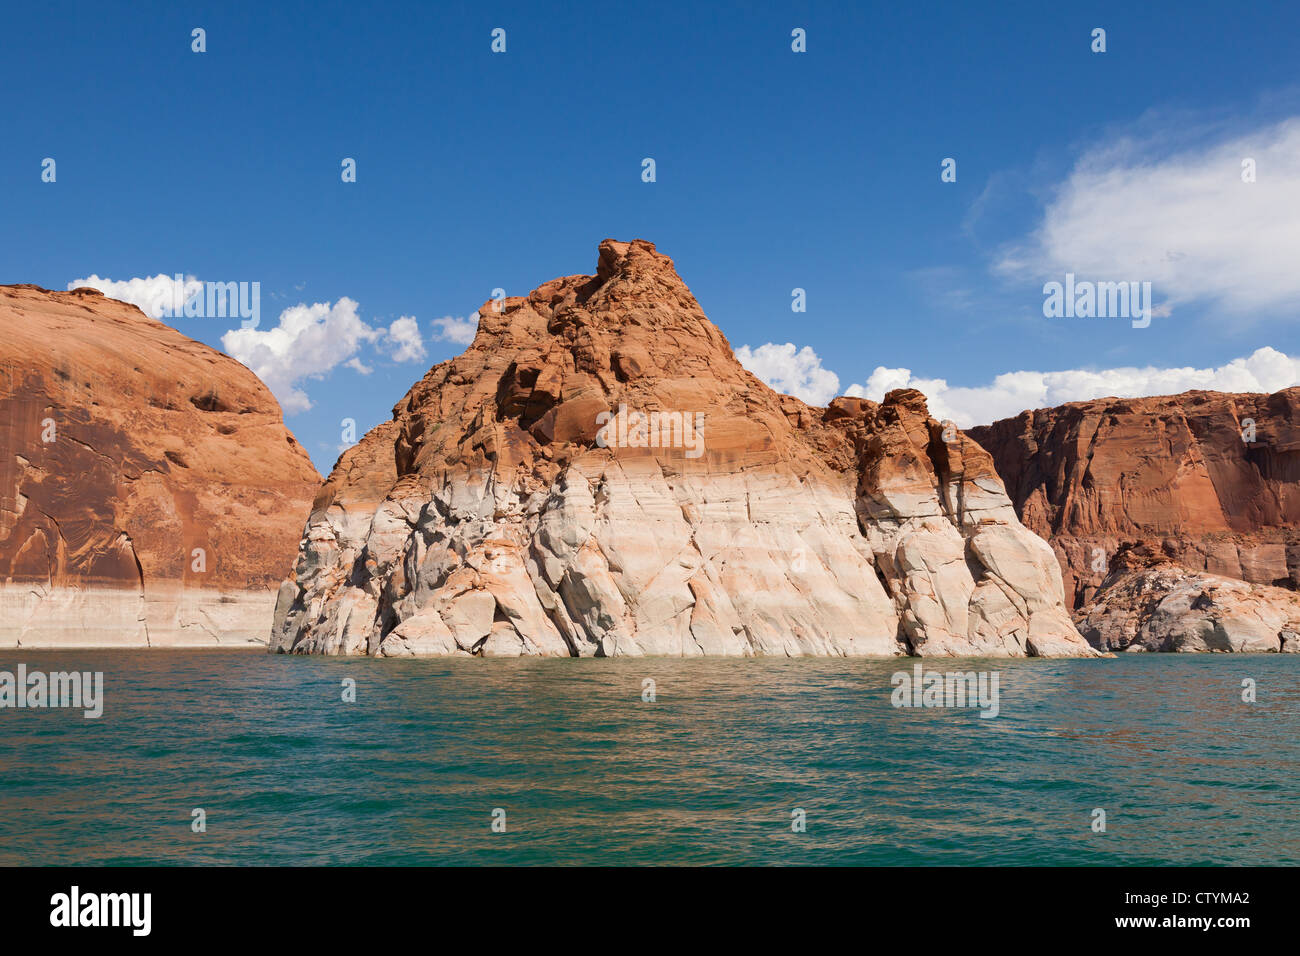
[
  {"x1": 882, "y1": 388, "x2": 932, "y2": 417},
  {"x1": 274, "y1": 241, "x2": 1093, "y2": 659},
  {"x1": 596, "y1": 238, "x2": 662, "y2": 280},
  {"x1": 589, "y1": 238, "x2": 691, "y2": 301}
]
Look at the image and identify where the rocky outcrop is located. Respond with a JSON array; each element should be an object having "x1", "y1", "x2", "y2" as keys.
[
  {"x1": 968, "y1": 389, "x2": 1300, "y2": 610},
  {"x1": 0, "y1": 284, "x2": 320, "y2": 646},
  {"x1": 1078, "y1": 545, "x2": 1300, "y2": 652},
  {"x1": 273, "y1": 240, "x2": 1093, "y2": 657}
]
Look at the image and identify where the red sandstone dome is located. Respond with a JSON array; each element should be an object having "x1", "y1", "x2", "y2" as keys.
[{"x1": 0, "y1": 283, "x2": 320, "y2": 646}]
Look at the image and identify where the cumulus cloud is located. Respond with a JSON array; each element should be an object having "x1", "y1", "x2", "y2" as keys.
[
  {"x1": 221, "y1": 302, "x2": 433, "y2": 413},
  {"x1": 739, "y1": 341, "x2": 1300, "y2": 428},
  {"x1": 996, "y1": 116, "x2": 1300, "y2": 315},
  {"x1": 68, "y1": 273, "x2": 201, "y2": 319},
  {"x1": 381, "y1": 315, "x2": 425, "y2": 363},
  {"x1": 221, "y1": 298, "x2": 381, "y2": 414},
  {"x1": 859, "y1": 347, "x2": 1300, "y2": 426},
  {"x1": 736, "y1": 342, "x2": 844, "y2": 406},
  {"x1": 431, "y1": 314, "x2": 478, "y2": 346}
]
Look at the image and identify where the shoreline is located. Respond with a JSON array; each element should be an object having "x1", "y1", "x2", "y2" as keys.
[{"x1": 12, "y1": 644, "x2": 1300, "y2": 656}]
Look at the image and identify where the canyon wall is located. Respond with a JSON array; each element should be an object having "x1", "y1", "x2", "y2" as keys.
[
  {"x1": 968, "y1": 389, "x2": 1300, "y2": 608},
  {"x1": 969, "y1": 390, "x2": 1300, "y2": 651}
]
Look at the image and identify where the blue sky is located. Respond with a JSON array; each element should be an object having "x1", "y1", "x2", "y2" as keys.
[{"x1": 4, "y1": 0, "x2": 1299, "y2": 473}]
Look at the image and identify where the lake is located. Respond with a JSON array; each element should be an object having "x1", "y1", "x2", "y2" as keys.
[{"x1": 1, "y1": 650, "x2": 1295, "y2": 865}]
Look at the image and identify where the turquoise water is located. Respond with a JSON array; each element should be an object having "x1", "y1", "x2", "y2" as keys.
[{"x1": 0, "y1": 651, "x2": 1296, "y2": 865}]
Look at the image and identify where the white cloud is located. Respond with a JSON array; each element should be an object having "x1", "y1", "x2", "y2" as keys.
[
  {"x1": 432, "y1": 314, "x2": 478, "y2": 346},
  {"x1": 345, "y1": 357, "x2": 373, "y2": 375},
  {"x1": 382, "y1": 315, "x2": 425, "y2": 363},
  {"x1": 740, "y1": 341, "x2": 1300, "y2": 428},
  {"x1": 736, "y1": 342, "x2": 843, "y2": 405},
  {"x1": 856, "y1": 347, "x2": 1300, "y2": 427},
  {"x1": 997, "y1": 116, "x2": 1300, "y2": 315},
  {"x1": 221, "y1": 298, "x2": 381, "y2": 414},
  {"x1": 68, "y1": 273, "x2": 201, "y2": 319}
]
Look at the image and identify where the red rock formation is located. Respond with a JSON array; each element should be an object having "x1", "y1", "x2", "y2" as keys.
[
  {"x1": 968, "y1": 389, "x2": 1300, "y2": 611},
  {"x1": 274, "y1": 240, "x2": 1092, "y2": 657},
  {"x1": 0, "y1": 284, "x2": 321, "y2": 645}
]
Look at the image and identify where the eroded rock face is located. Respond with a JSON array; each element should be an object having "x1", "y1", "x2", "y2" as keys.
[
  {"x1": 1078, "y1": 547, "x2": 1300, "y2": 653},
  {"x1": 968, "y1": 389, "x2": 1300, "y2": 610},
  {"x1": 0, "y1": 284, "x2": 321, "y2": 646},
  {"x1": 273, "y1": 240, "x2": 1093, "y2": 657}
]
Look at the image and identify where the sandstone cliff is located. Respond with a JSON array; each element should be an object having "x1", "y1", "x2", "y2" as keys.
[
  {"x1": 0, "y1": 284, "x2": 321, "y2": 646},
  {"x1": 273, "y1": 240, "x2": 1093, "y2": 657},
  {"x1": 969, "y1": 390, "x2": 1300, "y2": 653},
  {"x1": 968, "y1": 389, "x2": 1300, "y2": 609}
]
